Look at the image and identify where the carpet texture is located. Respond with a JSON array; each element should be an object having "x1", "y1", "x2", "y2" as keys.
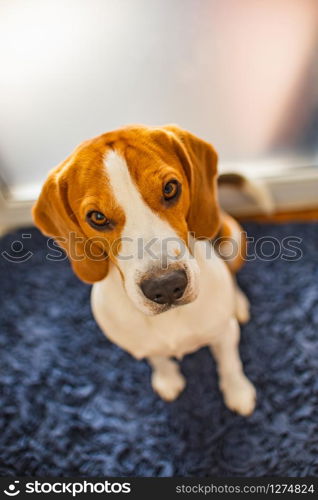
[{"x1": 0, "y1": 223, "x2": 317, "y2": 477}]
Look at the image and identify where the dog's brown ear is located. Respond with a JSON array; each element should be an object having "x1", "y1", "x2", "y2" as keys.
[
  {"x1": 163, "y1": 124, "x2": 221, "y2": 239},
  {"x1": 32, "y1": 162, "x2": 109, "y2": 283}
]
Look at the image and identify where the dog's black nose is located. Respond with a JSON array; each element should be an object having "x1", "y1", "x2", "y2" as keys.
[{"x1": 140, "y1": 269, "x2": 188, "y2": 305}]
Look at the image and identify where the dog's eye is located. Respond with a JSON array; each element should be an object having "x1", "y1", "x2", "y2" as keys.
[
  {"x1": 86, "y1": 211, "x2": 114, "y2": 230},
  {"x1": 163, "y1": 179, "x2": 180, "y2": 202}
]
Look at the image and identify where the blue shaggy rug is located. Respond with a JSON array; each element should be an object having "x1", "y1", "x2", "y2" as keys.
[{"x1": 0, "y1": 222, "x2": 317, "y2": 477}]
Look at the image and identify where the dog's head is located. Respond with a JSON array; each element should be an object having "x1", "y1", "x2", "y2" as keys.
[{"x1": 33, "y1": 125, "x2": 220, "y2": 315}]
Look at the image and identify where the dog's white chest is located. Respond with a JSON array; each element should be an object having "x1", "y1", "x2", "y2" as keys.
[{"x1": 91, "y1": 241, "x2": 236, "y2": 359}]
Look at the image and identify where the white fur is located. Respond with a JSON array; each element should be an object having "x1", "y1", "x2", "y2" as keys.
[
  {"x1": 104, "y1": 150, "x2": 199, "y2": 315},
  {"x1": 91, "y1": 150, "x2": 256, "y2": 415}
]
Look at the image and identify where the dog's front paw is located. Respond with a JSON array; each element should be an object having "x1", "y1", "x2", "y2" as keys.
[
  {"x1": 151, "y1": 362, "x2": 186, "y2": 402},
  {"x1": 221, "y1": 375, "x2": 256, "y2": 416}
]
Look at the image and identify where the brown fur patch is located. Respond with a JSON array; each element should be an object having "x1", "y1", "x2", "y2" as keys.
[{"x1": 216, "y1": 212, "x2": 247, "y2": 273}]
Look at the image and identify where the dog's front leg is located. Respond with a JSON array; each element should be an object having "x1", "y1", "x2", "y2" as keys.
[
  {"x1": 235, "y1": 285, "x2": 250, "y2": 324},
  {"x1": 210, "y1": 318, "x2": 256, "y2": 416},
  {"x1": 148, "y1": 356, "x2": 186, "y2": 402}
]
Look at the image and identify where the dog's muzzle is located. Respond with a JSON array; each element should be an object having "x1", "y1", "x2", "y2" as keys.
[{"x1": 140, "y1": 269, "x2": 188, "y2": 306}]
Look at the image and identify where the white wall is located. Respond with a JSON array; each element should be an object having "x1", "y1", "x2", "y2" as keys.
[{"x1": 0, "y1": 0, "x2": 317, "y2": 187}]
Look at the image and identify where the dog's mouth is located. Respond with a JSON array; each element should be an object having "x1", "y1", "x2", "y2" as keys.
[{"x1": 152, "y1": 294, "x2": 196, "y2": 315}]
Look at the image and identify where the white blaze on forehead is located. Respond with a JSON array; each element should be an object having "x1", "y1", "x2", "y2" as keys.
[
  {"x1": 104, "y1": 149, "x2": 182, "y2": 262},
  {"x1": 103, "y1": 149, "x2": 199, "y2": 316}
]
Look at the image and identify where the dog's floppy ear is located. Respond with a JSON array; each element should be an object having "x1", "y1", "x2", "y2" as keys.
[
  {"x1": 32, "y1": 162, "x2": 109, "y2": 283},
  {"x1": 163, "y1": 124, "x2": 221, "y2": 238}
]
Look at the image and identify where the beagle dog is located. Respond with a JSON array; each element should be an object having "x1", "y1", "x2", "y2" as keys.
[{"x1": 33, "y1": 125, "x2": 256, "y2": 416}]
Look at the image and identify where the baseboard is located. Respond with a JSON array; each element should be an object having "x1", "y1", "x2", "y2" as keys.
[
  {"x1": 1, "y1": 164, "x2": 318, "y2": 233},
  {"x1": 218, "y1": 165, "x2": 318, "y2": 216}
]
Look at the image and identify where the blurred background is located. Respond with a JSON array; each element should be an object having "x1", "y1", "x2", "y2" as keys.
[{"x1": 1, "y1": 0, "x2": 318, "y2": 229}]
